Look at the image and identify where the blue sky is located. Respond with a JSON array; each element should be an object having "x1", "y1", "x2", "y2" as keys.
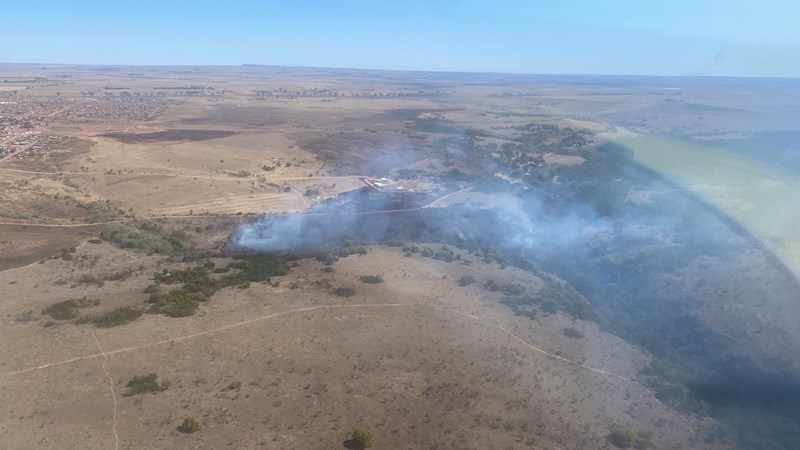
[{"x1": 4, "y1": 0, "x2": 800, "y2": 77}]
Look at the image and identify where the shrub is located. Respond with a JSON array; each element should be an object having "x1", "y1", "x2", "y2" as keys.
[
  {"x1": 351, "y1": 428, "x2": 373, "y2": 449},
  {"x1": 78, "y1": 307, "x2": 142, "y2": 328},
  {"x1": 179, "y1": 416, "x2": 202, "y2": 434},
  {"x1": 331, "y1": 287, "x2": 356, "y2": 297},
  {"x1": 77, "y1": 273, "x2": 104, "y2": 287},
  {"x1": 146, "y1": 255, "x2": 291, "y2": 318},
  {"x1": 148, "y1": 290, "x2": 202, "y2": 317},
  {"x1": 123, "y1": 373, "x2": 169, "y2": 397},
  {"x1": 359, "y1": 275, "x2": 384, "y2": 284},
  {"x1": 432, "y1": 247, "x2": 458, "y2": 262},
  {"x1": 100, "y1": 223, "x2": 180, "y2": 255},
  {"x1": 563, "y1": 327, "x2": 584, "y2": 339},
  {"x1": 316, "y1": 253, "x2": 339, "y2": 265},
  {"x1": 386, "y1": 238, "x2": 405, "y2": 247},
  {"x1": 346, "y1": 246, "x2": 368, "y2": 255},
  {"x1": 607, "y1": 426, "x2": 651, "y2": 449},
  {"x1": 43, "y1": 297, "x2": 98, "y2": 320},
  {"x1": 401, "y1": 245, "x2": 420, "y2": 256},
  {"x1": 457, "y1": 275, "x2": 475, "y2": 286}
]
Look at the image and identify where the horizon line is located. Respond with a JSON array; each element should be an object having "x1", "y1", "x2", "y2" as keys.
[{"x1": 2, "y1": 61, "x2": 799, "y2": 81}]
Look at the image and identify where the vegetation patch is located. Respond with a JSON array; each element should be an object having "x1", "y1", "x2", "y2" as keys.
[
  {"x1": 331, "y1": 287, "x2": 356, "y2": 297},
  {"x1": 457, "y1": 275, "x2": 475, "y2": 286},
  {"x1": 402, "y1": 245, "x2": 420, "y2": 256},
  {"x1": 100, "y1": 129, "x2": 234, "y2": 143},
  {"x1": 351, "y1": 428, "x2": 374, "y2": 449},
  {"x1": 501, "y1": 282, "x2": 598, "y2": 322},
  {"x1": 563, "y1": 327, "x2": 584, "y2": 339},
  {"x1": 77, "y1": 306, "x2": 143, "y2": 327},
  {"x1": 359, "y1": 275, "x2": 384, "y2": 284},
  {"x1": 607, "y1": 425, "x2": 652, "y2": 449},
  {"x1": 146, "y1": 255, "x2": 290, "y2": 318},
  {"x1": 179, "y1": 416, "x2": 202, "y2": 433},
  {"x1": 100, "y1": 223, "x2": 182, "y2": 255},
  {"x1": 123, "y1": 373, "x2": 170, "y2": 397},
  {"x1": 76, "y1": 200, "x2": 121, "y2": 223},
  {"x1": 42, "y1": 297, "x2": 99, "y2": 320},
  {"x1": 76, "y1": 272, "x2": 104, "y2": 287}
]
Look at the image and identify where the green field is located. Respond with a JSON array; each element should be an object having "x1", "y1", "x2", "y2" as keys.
[{"x1": 619, "y1": 135, "x2": 800, "y2": 279}]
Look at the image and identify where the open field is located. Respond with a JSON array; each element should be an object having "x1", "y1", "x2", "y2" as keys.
[
  {"x1": 0, "y1": 245, "x2": 718, "y2": 449},
  {"x1": 1, "y1": 63, "x2": 799, "y2": 449}
]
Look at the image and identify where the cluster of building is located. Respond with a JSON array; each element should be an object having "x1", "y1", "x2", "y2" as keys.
[
  {"x1": 357, "y1": 177, "x2": 437, "y2": 209},
  {"x1": 51, "y1": 95, "x2": 168, "y2": 122},
  {"x1": 0, "y1": 104, "x2": 40, "y2": 161},
  {"x1": 0, "y1": 91, "x2": 170, "y2": 162}
]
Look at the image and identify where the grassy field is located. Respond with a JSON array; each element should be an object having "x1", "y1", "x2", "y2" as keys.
[{"x1": 5, "y1": 64, "x2": 798, "y2": 449}]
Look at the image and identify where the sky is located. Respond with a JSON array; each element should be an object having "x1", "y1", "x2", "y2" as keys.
[{"x1": 4, "y1": 0, "x2": 800, "y2": 77}]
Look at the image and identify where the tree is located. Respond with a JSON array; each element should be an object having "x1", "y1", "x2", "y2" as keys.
[{"x1": 351, "y1": 428, "x2": 373, "y2": 449}]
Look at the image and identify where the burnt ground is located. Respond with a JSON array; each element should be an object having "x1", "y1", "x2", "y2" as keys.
[{"x1": 99, "y1": 129, "x2": 235, "y2": 143}]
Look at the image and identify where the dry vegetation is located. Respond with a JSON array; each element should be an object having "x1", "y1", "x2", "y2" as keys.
[{"x1": 4, "y1": 63, "x2": 787, "y2": 449}]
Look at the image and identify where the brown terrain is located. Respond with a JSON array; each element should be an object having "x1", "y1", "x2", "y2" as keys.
[{"x1": 5, "y1": 63, "x2": 793, "y2": 449}]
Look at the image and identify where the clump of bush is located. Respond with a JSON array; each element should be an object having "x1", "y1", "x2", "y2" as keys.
[
  {"x1": 484, "y1": 280, "x2": 526, "y2": 295},
  {"x1": 432, "y1": 246, "x2": 459, "y2": 262},
  {"x1": 148, "y1": 289, "x2": 205, "y2": 317},
  {"x1": 563, "y1": 327, "x2": 584, "y2": 339},
  {"x1": 180, "y1": 416, "x2": 202, "y2": 433},
  {"x1": 147, "y1": 255, "x2": 290, "y2": 318},
  {"x1": 345, "y1": 246, "x2": 368, "y2": 255},
  {"x1": 351, "y1": 428, "x2": 374, "y2": 449},
  {"x1": 359, "y1": 275, "x2": 384, "y2": 284},
  {"x1": 100, "y1": 223, "x2": 181, "y2": 255},
  {"x1": 43, "y1": 297, "x2": 99, "y2": 320},
  {"x1": 402, "y1": 245, "x2": 419, "y2": 256},
  {"x1": 386, "y1": 238, "x2": 405, "y2": 247},
  {"x1": 316, "y1": 253, "x2": 339, "y2": 265},
  {"x1": 607, "y1": 426, "x2": 651, "y2": 449},
  {"x1": 331, "y1": 287, "x2": 356, "y2": 297},
  {"x1": 123, "y1": 373, "x2": 170, "y2": 397},
  {"x1": 78, "y1": 306, "x2": 143, "y2": 327},
  {"x1": 77, "y1": 272, "x2": 104, "y2": 287},
  {"x1": 457, "y1": 275, "x2": 475, "y2": 286}
]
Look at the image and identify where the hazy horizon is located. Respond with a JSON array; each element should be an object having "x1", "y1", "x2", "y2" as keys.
[
  {"x1": 4, "y1": 61, "x2": 800, "y2": 81},
  {"x1": 4, "y1": 1, "x2": 800, "y2": 78}
]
